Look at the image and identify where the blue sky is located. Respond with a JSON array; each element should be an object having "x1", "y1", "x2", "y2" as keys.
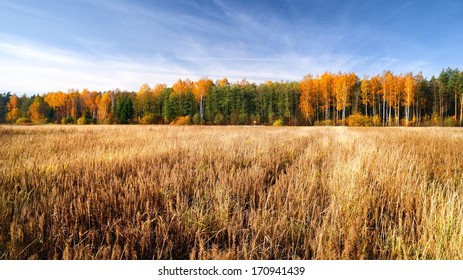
[{"x1": 1, "y1": 0, "x2": 462, "y2": 94}]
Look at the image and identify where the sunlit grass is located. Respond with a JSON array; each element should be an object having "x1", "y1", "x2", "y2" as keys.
[{"x1": 1, "y1": 125, "x2": 462, "y2": 259}]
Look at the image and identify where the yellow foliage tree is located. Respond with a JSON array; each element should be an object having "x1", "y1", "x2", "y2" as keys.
[
  {"x1": 172, "y1": 79, "x2": 194, "y2": 95},
  {"x1": 97, "y1": 92, "x2": 111, "y2": 123},
  {"x1": 370, "y1": 75, "x2": 382, "y2": 120},
  {"x1": 68, "y1": 89, "x2": 81, "y2": 121},
  {"x1": 403, "y1": 73, "x2": 415, "y2": 126},
  {"x1": 334, "y1": 72, "x2": 357, "y2": 124},
  {"x1": 81, "y1": 89, "x2": 99, "y2": 119},
  {"x1": 136, "y1": 83, "x2": 152, "y2": 118},
  {"x1": 299, "y1": 74, "x2": 318, "y2": 124},
  {"x1": 217, "y1": 78, "x2": 229, "y2": 87},
  {"x1": 44, "y1": 91, "x2": 68, "y2": 122},
  {"x1": 360, "y1": 77, "x2": 371, "y2": 116},
  {"x1": 28, "y1": 96, "x2": 48, "y2": 124},
  {"x1": 193, "y1": 78, "x2": 214, "y2": 122},
  {"x1": 152, "y1": 84, "x2": 167, "y2": 98},
  {"x1": 320, "y1": 72, "x2": 334, "y2": 121}
]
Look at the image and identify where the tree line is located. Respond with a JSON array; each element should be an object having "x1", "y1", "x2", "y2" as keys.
[{"x1": 1, "y1": 68, "x2": 463, "y2": 126}]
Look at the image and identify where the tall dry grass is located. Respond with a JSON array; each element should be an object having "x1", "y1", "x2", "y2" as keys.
[{"x1": 0, "y1": 125, "x2": 462, "y2": 259}]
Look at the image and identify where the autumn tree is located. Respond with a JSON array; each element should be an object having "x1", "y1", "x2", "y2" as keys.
[
  {"x1": 370, "y1": 75, "x2": 382, "y2": 121},
  {"x1": 97, "y1": 92, "x2": 112, "y2": 124},
  {"x1": 319, "y1": 72, "x2": 334, "y2": 121},
  {"x1": 393, "y1": 75, "x2": 404, "y2": 126},
  {"x1": 381, "y1": 71, "x2": 395, "y2": 125},
  {"x1": 170, "y1": 79, "x2": 195, "y2": 120},
  {"x1": 172, "y1": 79, "x2": 194, "y2": 95},
  {"x1": 334, "y1": 72, "x2": 357, "y2": 125},
  {"x1": 217, "y1": 78, "x2": 229, "y2": 87},
  {"x1": 81, "y1": 89, "x2": 99, "y2": 120},
  {"x1": 6, "y1": 95, "x2": 20, "y2": 123},
  {"x1": 193, "y1": 78, "x2": 214, "y2": 123},
  {"x1": 403, "y1": 73, "x2": 415, "y2": 126},
  {"x1": 28, "y1": 96, "x2": 49, "y2": 124},
  {"x1": 68, "y1": 89, "x2": 81, "y2": 122},
  {"x1": 4, "y1": 69, "x2": 463, "y2": 127},
  {"x1": 135, "y1": 83, "x2": 153, "y2": 119},
  {"x1": 360, "y1": 75, "x2": 380, "y2": 120},
  {"x1": 299, "y1": 74, "x2": 318, "y2": 124},
  {"x1": 360, "y1": 77, "x2": 371, "y2": 116},
  {"x1": 44, "y1": 91, "x2": 68, "y2": 123}
]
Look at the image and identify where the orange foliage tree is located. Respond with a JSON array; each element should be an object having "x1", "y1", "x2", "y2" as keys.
[
  {"x1": 6, "y1": 95, "x2": 20, "y2": 123},
  {"x1": 81, "y1": 89, "x2": 99, "y2": 119},
  {"x1": 299, "y1": 74, "x2": 318, "y2": 124},
  {"x1": 27, "y1": 96, "x2": 49, "y2": 124},
  {"x1": 193, "y1": 78, "x2": 214, "y2": 122}
]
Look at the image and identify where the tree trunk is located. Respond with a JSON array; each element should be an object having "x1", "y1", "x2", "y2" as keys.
[
  {"x1": 397, "y1": 103, "x2": 400, "y2": 126},
  {"x1": 406, "y1": 106, "x2": 409, "y2": 126},
  {"x1": 200, "y1": 96, "x2": 204, "y2": 123},
  {"x1": 455, "y1": 90, "x2": 458, "y2": 121},
  {"x1": 389, "y1": 105, "x2": 392, "y2": 126},
  {"x1": 460, "y1": 94, "x2": 463, "y2": 126},
  {"x1": 316, "y1": 92, "x2": 319, "y2": 123},
  {"x1": 326, "y1": 102, "x2": 330, "y2": 121},
  {"x1": 382, "y1": 95, "x2": 386, "y2": 126},
  {"x1": 342, "y1": 108, "x2": 346, "y2": 125}
]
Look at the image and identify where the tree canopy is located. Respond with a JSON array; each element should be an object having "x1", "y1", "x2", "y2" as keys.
[{"x1": 2, "y1": 68, "x2": 463, "y2": 126}]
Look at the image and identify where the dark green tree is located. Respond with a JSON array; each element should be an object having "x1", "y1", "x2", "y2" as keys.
[
  {"x1": 19, "y1": 94, "x2": 34, "y2": 118},
  {"x1": 0, "y1": 92, "x2": 11, "y2": 123},
  {"x1": 115, "y1": 92, "x2": 134, "y2": 124}
]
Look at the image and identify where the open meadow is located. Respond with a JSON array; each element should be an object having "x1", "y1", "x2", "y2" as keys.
[{"x1": 1, "y1": 125, "x2": 463, "y2": 260}]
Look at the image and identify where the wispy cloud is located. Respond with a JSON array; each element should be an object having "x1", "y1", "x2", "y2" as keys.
[
  {"x1": 0, "y1": 33, "x2": 432, "y2": 94},
  {"x1": 0, "y1": 0, "x2": 458, "y2": 93},
  {"x1": 0, "y1": 36, "x2": 194, "y2": 93}
]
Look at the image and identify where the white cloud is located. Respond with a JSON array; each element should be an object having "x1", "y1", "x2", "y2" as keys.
[
  {"x1": 0, "y1": 32, "x2": 434, "y2": 95},
  {"x1": 0, "y1": 37, "x2": 196, "y2": 93}
]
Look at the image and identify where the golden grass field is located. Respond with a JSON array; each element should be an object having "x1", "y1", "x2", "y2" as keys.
[{"x1": 1, "y1": 125, "x2": 462, "y2": 260}]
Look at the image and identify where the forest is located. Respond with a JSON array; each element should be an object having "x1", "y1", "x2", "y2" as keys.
[{"x1": 1, "y1": 67, "x2": 463, "y2": 126}]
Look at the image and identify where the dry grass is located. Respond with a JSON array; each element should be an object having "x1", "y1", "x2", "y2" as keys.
[{"x1": 1, "y1": 125, "x2": 463, "y2": 260}]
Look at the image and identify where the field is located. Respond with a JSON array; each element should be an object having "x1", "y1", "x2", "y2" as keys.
[{"x1": 1, "y1": 125, "x2": 463, "y2": 260}]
